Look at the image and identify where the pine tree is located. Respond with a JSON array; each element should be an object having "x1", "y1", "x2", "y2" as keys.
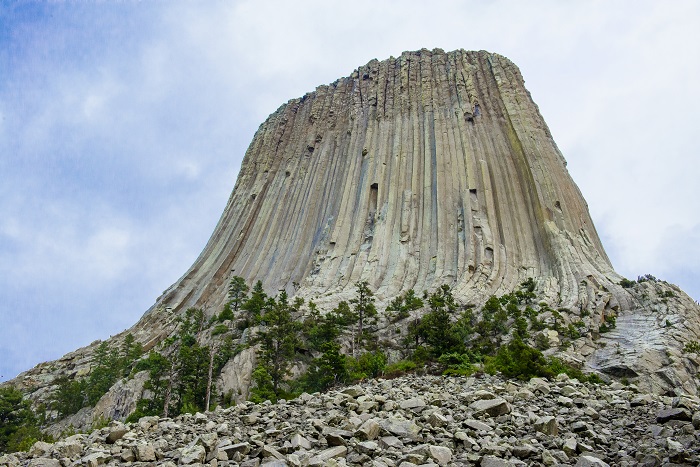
[
  {"x1": 423, "y1": 284, "x2": 460, "y2": 356},
  {"x1": 349, "y1": 281, "x2": 377, "y2": 356},
  {"x1": 228, "y1": 275, "x2": 249, "y2": 311},
  {"x1": 253, "y1": 291, "x2": 301, "y2": 400},
  {"x1": 242, "y1": 280, "x2": 267, "y2": 326}
]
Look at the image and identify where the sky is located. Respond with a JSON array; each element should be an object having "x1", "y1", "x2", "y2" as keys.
[{"x1": 1, "y1": 0, "x2": 699, "y2": 382}]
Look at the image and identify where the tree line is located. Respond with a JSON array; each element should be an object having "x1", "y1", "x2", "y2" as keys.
[{"x1": 1, "y1": 275, "x2": 605, "y2": 454}]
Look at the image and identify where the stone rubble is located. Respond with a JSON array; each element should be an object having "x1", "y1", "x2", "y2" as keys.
[{"x1": 3, "y1": 373, "x2": 700, "y2": 466}]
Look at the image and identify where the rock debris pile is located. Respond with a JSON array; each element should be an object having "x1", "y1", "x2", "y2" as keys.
[{"x1": 3, "y1": 374, "x2": 700, "y2": 467}]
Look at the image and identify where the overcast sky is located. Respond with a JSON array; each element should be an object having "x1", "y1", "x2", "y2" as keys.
[{"x1": 1, "y1": 0, "x2": 699, "y2": 382}]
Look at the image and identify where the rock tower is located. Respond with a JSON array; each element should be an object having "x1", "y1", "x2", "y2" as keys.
[{"x1": 159, "y1": 48, "x2": 624, "y2": 314}]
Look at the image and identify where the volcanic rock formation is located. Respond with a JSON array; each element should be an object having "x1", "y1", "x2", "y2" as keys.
[
  {"x1": 5, "y1": 49, "x2": 700, "y2": 430},
  {"x1": 160, "y1": 48, "x2": 623, "y2": 313}
]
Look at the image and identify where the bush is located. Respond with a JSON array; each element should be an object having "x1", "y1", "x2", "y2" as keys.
[
  {"x1": 438, "y1": 353, "x2": 475, "y2": 377},
  {"x1": 546, "y1": 357, "x2": 604, "y2": 384},
  {"x1": 212, "y1": 324, "x2": 229, "y2": 336},
  {"x1": 218, "y1": 303, "x2": 234, "y2": 322},
  {"x1": 683, "y1": 340, "x2": 700, "y2": 354},
  {"x1": 347, "y1": 350, "x2": 387, "y2": 380},
  {"x1": 383, "y1": 360, "x2": 417, "y2": 378},
  {"x1": 485, "y1": 338, "x2": 552, "y2": 380},
  {"x1": 619, "y1": 278, "x2": 636, "y2": 288},
  {"x1": 410, "y1": 345, "x2": 431, "y2": 364}
]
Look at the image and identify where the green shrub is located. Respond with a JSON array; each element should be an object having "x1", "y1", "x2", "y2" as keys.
[
  {"x1": 485, "y1": 338, "x2": 552, "y2": 380},
  {"x1": 411, "y1": 345, "x2": 431, "y2": 364},
  {"x1": 212, "y1": 324, "x2": 229, "y2": 336},
  {"x1": 383, "y1": 360, "x2": 417, "y2": 378},
  {"x1": 438, "y1": 353, "x2": 475, "y2": 377},
  {"x1": 347, "y1": 350, "x2": 387, "y2": 380},
  {"x1": 546, "y1": 357, "x2": 604, "y2": 384},
  {"x1": 218, "y1": 303, "x2": 234, "y2": 322},
  {"x1": 566, "y1": 323, "x2": 581, "y2": 339},
  {"x1": 683, "y1": 340, "x2": 700, "y2": 354},
  {"x1": 534, "y1": 333, "x2": 550, "y2": 351},
  {"x1": 619, "y1": 278, "x2": 636, "y2": 288}
]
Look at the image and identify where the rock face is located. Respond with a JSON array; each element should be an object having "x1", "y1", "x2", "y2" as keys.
[
  {"x1": 4, "y1": 48, "x2": 700, "y2": 424},
  {"x1": 4, "y1": 374, "x2": 700, "y2": 466},
  {"x1": 155, "y1": 48, "x2": 623, "y2": 314}
]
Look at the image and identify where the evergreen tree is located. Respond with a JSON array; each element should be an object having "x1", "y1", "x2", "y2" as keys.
[
  {"x1": 119, "y1": 333, "x2": 143, "y2": 376},
  {"x1": 85, "y1": 342, "x2": 121, "y2": 405},
  {"x1": 228, "y1": 275, "x2": 249, "y2": 311},
  {"x1": 127, "y1": 351, "x2": 172, "y2": 421},
  {"x1": 422, "y1": 285, "x2": 461, "y2": 356},
  {"x1": 0, "y1": 386, "x2": 44, "y2": 453},
  {"x1": 52, "y1": 376, "x2": 87, "y2": 417},
  {"x1": 218, "y1": 302, "x2": 234, "y2": 322},
  {"x1": 302, "y1": 342, "x2": 348, "y2": 393},
  {"x1": 242, "y1": 280, "x2": 267, "y2": 326},
  {"x1": 386, "y1": 289, "x2": 423, "y2": 322},
  {"x1": 253, "y1": 291, "x2": 301, "y2": 401},
  {"x1": 349, "y1": 281, "x2": 378, "y2": 355}
]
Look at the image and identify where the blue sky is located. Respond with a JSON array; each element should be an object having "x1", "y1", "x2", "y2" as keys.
[{"x1": 1, "y1": 0, "x2": 699, "y2": 382}]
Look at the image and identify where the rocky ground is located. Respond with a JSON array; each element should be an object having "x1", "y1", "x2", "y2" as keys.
[{"x1": 2, "y1": 373, "x2": 700, "y2": 467}]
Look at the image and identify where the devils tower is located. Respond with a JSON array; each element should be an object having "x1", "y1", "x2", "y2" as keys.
[
  {"x1": 159, "y1": 48, "x2": 622, "y2": 313},
  {"x1": 6, "y1": 49, "x2": 700, "y2": 433}
]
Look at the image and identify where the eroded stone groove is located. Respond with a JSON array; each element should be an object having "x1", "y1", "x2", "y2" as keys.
[{"x1": 154, "y1": 49, "x2": 622, "y2": 317}]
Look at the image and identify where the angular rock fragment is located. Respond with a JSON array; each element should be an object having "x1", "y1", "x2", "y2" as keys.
[{"x1": 470, "y1": 398, "x2": 511, "y2": 417}]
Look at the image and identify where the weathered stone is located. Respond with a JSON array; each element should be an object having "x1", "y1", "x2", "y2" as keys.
[
  {"x1": 399, "y1": 397, "x2": 426, "y2": 410},
  {"x1": 120, "y1": 448, "x2": 135, "y2": 462},
  {"x1": 27, "y1": 459, "x2": 61, "y2": 467},
  {"x1": 105, "y1": 426, "x2": 129, "y2": 444},
  {"x1": 480, "y1": 455, "x2": 511, "y2": 467},
  {"x1": 261, "y1": 460, "x2": 287, "y2": 467},
  {"x1": 324, "y1": 430, "x2": 348, "y2": 446},
  {"x1": 290, "y1": 433, "x2": 312, "y2": 450},
  {"x1": 470, "y1": 398, "x2": 510, "y2": 417},
  {"x1": 308, "y1": 446, "x2": 347, "y2": 466},
  {"x1": 52, "y1": 440, "x2": 82, "y2": 459},
  {"x1": 512, "y1": 444, "x2": 538, "y2": 459},
  {"x1": 81, "y1": 451, "x2": 110, "y2": 467},
  {"x1": 428, "y1": 412, "x2": 448, "y2": 428},
  {"x1": 357, "y1": 441, "x2": 380, "y2": 454},
  {"x1": 575, "y1": 455, "x2": 610, "y2": 467},
  {"x1": 378, "y1": 436, "x2": 404, "y2": 449},
  {"x1": 199, "y1": 432, "x2": 218, "y2": 453},
  {"x1": 656, "y1": 408, "x2": 691, "y2": 423},
  {"x1": 563, "y1": 438, "x2": 578, "y2": 456},
  {"x1": 534, "y1": 416, "x2": 558, "y2": 435},
  {"x1": 463, "y1": 419, "x2": 492, "y2": 432},
  {"x1": 28, "y1": 441, "x2": 53, "y2": 458},
  {"x1": 428, "y1": 445, "x2": 452, "y2": 465},
  {"x1": 262, "y1": 445, "x2": 285, "y2": 460},
  {"x1": 180, "y1": 444, "x2": 206, "y2": 465},
  {"x1": 134, "y1": 443, "x2": 156, "y2": 462},
  {"x1": 379, "y1": 419, "x2": 421, "y2": 440},
  {"x1": 356, "y1": 419, "x2": 381, "y2": 440}
]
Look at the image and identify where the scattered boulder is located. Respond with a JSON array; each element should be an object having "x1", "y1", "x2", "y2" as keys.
[{"x1": 6, "y1": 374, "x2": 700, "y2": 466}]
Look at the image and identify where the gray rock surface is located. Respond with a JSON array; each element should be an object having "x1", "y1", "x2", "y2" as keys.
[{"x1": 5, "y1": 374, "x2": 700, "y2": 466}]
